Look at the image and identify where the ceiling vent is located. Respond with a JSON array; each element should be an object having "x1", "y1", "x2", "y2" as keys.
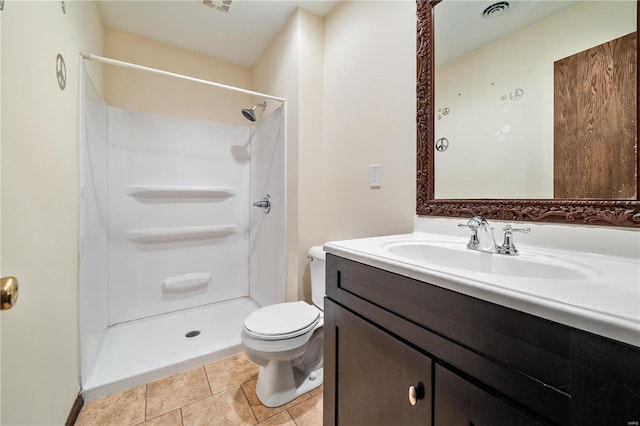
[
  {"x1": 202, "y1": 0, "x2": 232, "y2": 13},
  {"x1": 482, "y1": 1, "x2": 511, "y2": 18}
]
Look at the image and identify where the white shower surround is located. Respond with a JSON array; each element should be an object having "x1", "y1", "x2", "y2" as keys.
[
  {"x1": 107, "y1": 106, "x2": 251, "y2": 323},
  {"x1": 78, "y1": 71, "x2": 286, "y2": 401}
]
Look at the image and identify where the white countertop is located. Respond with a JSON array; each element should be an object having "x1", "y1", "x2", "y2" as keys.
[{"x1": 324, "y1": 229, "x2": 640, "y2": 348}]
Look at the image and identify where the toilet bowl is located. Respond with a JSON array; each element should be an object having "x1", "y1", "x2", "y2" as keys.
[{"x1": 241, "y1": 245, "x2": 326, "y2": 407}]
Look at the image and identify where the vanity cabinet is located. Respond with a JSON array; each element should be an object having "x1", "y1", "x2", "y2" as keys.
[
  {"x1": 435, "y1": 364, "x2": 541, "y2": 425},
  {"x1": 323, "y1": 254, "x2": 640, "y2": 426},
  {"x1": 328, "y1": 301, "x2": 432, "y2": 425}
]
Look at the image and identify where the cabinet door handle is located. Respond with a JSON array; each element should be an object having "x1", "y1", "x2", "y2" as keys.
[{"x1": 408, "y1": 383, "x2": 424, "y2": 406}]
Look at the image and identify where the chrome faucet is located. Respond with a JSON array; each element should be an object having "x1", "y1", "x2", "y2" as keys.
[
  {"x1": 458, "y1": 217, "x2": 530, "y2": 256},
  {"x1": 458, "y1": 216, "x2": 496, "y2": 253},
  {"x1": 457, "y1": 216, "x2": 481, "y2": 249},
  {"x1": 496, "y1": 224, "x2": 531, "y2": 255}
]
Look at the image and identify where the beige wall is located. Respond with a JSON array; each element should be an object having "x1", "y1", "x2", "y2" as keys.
[
  {"x1": 296, "y1": 11, "x2": 325, "y2": 302},
  {"x1": 104, "y1": 28, "x2": 253, "y2": 124},
  {"x1": 253, "y1": 9, "x2": 325, "y2": 302},
  {"x1": 0, "y1": 1, "x2": 103, "y2": 423},
  {"x1": 323, "y1": 1, "x2": 417, "y2": 241},
  {"x1": 254, "y1": 2, "x2": 416, "y2": 302}
]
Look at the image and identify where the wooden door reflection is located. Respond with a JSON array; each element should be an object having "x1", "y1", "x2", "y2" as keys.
[{"x1": 554, "y1": 32, "x2": 637, "y2": 199}]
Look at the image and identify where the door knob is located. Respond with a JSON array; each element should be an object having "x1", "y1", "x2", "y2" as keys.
[
  {"x1": 1, "y1": 276, "x2": 19, "y2": 310},
  {"x1": 408, "y1": 383, "x2": 425, "y2": 406}
]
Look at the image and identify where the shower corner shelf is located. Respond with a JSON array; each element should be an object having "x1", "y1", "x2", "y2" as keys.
[
  {"x1": 128, "y1": 185, "x2": 236, "y2": 200},
  {"x1": 128, "y1": 225, "x2": 236, "y2": 244}
]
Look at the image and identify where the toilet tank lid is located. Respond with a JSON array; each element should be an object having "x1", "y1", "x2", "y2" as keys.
[{"x1": 308, "y1": 245, "x2": 326, "y2": 261}]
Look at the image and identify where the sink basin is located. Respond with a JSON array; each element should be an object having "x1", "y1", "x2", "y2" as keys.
[
  {"x1": 325, "y1": 231, "x2": 639, "y2": 349},
  {"x1": 382, "y1": 241, "x2": 589, "y2": 280}
]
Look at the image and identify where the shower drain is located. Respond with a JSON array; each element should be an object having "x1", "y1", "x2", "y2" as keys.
[{"x1": 185, "y1": 330, "x2": 201, "y2": 338}]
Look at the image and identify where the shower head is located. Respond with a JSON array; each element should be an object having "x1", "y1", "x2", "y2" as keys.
[{"x1": 241, "y1": 102, "x2": 266, "y2": 122}]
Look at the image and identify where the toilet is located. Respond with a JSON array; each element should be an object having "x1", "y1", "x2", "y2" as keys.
[{"x1": 241, "y1": 245, "x2": 326, "y2": 407}]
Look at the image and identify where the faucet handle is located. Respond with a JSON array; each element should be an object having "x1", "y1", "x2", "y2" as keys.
[
  {"x1": 504, "y1": 224, "x2": 531, "y2": 234},
  {"x1": 468, "y1": 216, "x2": 485, "y2": 229},
  {"x1": 458, "y1": 216, "x2": 485, "y2": 230},
  {"x1": 497, "y1": 225, "x2": 531, "y2": 255},
  {"x1": 458, "y1": 217, "x2": 483, "y2": 249}
]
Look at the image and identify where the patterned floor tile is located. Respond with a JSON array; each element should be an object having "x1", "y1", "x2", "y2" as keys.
[
  {"x1": 204, "y1": 352, "x2": 259, "y2": 395},
  {"x1": 256, "y1": 410, "x2": 296, "y2": 425},
  {"x1": 287, "y1": 393, "x2": 323, "y2": 426},
  {"x1": 76, "y1": 385, "x2": 146, "y2": 426},
  {"x1": 140, "y1": 409, "x2": 183, "y2": 426},
  {"x1": 182, "y1": 387, "x2": 257, "y2": 425},
  {"x1": 146, "y1": 367, "x2": 211, "y2": 419},
  {"x1": 75, "y1": 352, "x2": 323, "y2": 426}
]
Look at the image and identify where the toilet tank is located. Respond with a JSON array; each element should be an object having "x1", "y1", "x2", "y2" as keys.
[{"x1": 308, "y1": 245, "x2": 326, "y2": 310}]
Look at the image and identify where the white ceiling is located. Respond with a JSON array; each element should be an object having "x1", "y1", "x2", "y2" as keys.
[
  {"x1": 98, "y1": 1, "x2": 582, "y2": 69},
  {"x1": 435, "y1": 0, "x2": 579, "y2": 65},
  {"x1": 97, "y1": 0, "x2": 340, "y2": 66}
]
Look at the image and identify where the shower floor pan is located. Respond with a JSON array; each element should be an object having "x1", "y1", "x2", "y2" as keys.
[{"x1": 82, "y1": 297, "x2": 259, "y2": 402}]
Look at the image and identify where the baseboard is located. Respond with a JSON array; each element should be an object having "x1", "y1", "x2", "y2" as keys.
[{"x1": 65, "y1": 393, "x2": 84, "y2": 426}]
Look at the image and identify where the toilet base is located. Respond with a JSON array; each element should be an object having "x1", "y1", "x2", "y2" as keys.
[{"x1": 255, "y1": 361, "x2": 323, "y2": 408}]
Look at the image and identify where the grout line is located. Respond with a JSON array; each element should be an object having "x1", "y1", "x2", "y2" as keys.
[
  {"x1": 144, "y1": 384, "x2": 148, "y2": 421},
  {"x1": 289, "y1": 408, "x2": 300, "y2": 426},
  {"x1": 202, "y1": 365, "x2": 214, "y2": 397},
  {"x1": 239, "y1": 383, "x2": 261, "y2": 425}
]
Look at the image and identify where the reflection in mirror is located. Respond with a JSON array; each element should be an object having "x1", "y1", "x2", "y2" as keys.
[{"x1": 433, "y1": 0, "x2": 637, "y2": 200}]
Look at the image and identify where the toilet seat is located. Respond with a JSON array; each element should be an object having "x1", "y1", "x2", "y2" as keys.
[{"x1": 244, "y1": 301, "x2": 320, "y2": 341}]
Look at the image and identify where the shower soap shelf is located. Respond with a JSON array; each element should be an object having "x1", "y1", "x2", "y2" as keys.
[
  {"x1": 128, "y1": 185, "x2": 235, "y2": 200},
  {"x1": 162, "y1": 273, "x2": 211, "y2": 293},
  {"x1": 128, "y1": 225, "x2": 236, "y2": 243}
]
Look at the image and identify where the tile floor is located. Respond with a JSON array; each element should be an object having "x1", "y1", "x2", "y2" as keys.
[{"x1": 76, "y1": 353, "x2": 323, "y2": 426}]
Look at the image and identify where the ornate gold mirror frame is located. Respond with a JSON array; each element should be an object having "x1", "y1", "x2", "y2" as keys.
[{"x1": 416, "y1": 0, "x2": 640, "y2": 227}]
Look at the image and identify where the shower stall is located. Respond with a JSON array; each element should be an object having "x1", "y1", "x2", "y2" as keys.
[{"x1": 78, "y1": 56, "x2": 286, "y2": 401}]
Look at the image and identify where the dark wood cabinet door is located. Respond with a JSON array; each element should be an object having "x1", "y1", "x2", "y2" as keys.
[
  {"x1": 330, "y1": 303, "x2": 432, "y2": 426},
  {"x1": 435, "y1": 364, "x2": 543, "y2": 426}
]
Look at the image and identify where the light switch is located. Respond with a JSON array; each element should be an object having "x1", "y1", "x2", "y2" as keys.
[{"x1": 370, "y1": 164, "x2": 381, "y2": 188}]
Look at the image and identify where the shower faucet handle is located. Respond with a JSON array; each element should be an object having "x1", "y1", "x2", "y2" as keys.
[{"x1": 253, "y1": 194, "x2": 271, "y2": 214}]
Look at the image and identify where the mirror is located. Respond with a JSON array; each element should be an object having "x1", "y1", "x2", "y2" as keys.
[{"x1": 416, "y1": 0, "x2": 640, "y2": 227}]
